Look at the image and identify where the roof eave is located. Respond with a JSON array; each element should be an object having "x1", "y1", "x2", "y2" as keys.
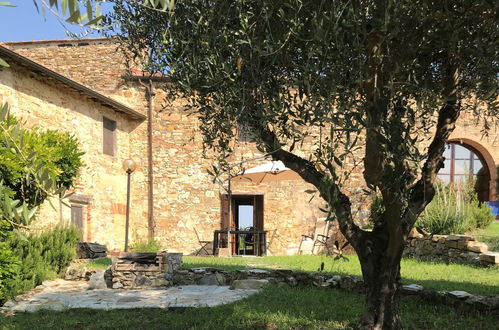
[{"x1": 0, "y1": 45, "x2": 146, "y2": 121}]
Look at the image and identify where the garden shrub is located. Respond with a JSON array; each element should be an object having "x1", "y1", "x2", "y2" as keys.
[
  {"x1": 0, "y1": 225, "x2": 81, "y2": 305},
  {"x1": 416, "y1": 183, "x2": 494, "y2": 235},
  {"x1": 130, "y1": 239, "x2": 162, "y2": 253},
  {"x1": 0, "y1": 114, "x2": 84, "y2": 208},
  {"x1": 0, "y1": 221, "x2": 19, "y2": 304},
  {"x1": 365, "y1": 193, "x2": 385, "y2": 230},
  {"x1": 0, "y1": 106, "x2": 84, "y2": 305}
]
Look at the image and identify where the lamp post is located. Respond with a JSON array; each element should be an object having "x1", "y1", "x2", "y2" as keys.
[{"x1": 123, "y1": 159, "x2": 137, "y2": 252}]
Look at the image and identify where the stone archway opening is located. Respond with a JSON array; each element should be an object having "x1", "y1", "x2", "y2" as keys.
[{"x1": 437, "y1": 138, "x2": 497, "y2": 202}]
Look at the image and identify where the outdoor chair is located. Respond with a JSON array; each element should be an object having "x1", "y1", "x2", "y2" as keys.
[
  {"x1": 194, "y1": 228, "x2": 211, "y2": 256},
  {"x1": 239, "y1": 227, "x2": 255, "y2": 255},
  {"x1": 298, "y1": 218, "x2": 331, "y2": 255}
]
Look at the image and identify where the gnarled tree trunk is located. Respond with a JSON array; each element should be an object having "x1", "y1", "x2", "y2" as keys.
[{"x1": 356, "y1": 236, "x2": 403, "y2": 330}]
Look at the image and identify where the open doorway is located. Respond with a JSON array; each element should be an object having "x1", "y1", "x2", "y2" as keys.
[{"x1": 220, "y1": 194, "x2": 264, "y2": 255}]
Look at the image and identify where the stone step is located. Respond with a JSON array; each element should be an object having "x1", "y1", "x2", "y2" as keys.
[{"x1": 479, "y1": 252, "x2": 499, "y2": 264}]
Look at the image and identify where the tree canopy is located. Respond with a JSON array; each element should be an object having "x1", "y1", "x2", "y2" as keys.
[{"x1": 106, "y1": 1, "x2": 498, "y2": 328}]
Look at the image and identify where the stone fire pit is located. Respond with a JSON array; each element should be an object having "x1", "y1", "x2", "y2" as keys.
[{"x1": 110, "y1": 252, "x2": 182, "y2": 289}]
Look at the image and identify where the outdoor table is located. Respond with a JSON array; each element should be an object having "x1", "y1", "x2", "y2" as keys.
[{"x1": 213, "y1": 229, "x2": 267, "y2": 256}]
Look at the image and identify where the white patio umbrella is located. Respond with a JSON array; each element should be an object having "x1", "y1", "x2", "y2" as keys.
[
  {"x1": 231, "y1": 160, "x2": 302, "y2": 183},
  {"x1": 221, "y1": 160, "x2": 302, "y2": 257}
]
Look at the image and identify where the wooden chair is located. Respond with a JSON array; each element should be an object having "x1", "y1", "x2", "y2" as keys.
[{"x1": 194, "y1": 228, "x2": 211, "y2": 256}]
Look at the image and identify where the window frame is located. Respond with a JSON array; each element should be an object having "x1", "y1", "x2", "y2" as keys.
[{"x1": 437, "y1": 143, "x2": 490, "y2": 201}]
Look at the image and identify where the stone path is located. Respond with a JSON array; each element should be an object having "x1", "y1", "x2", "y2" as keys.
[{"x1": 1, "y1": 279, "x2": 260, "y2": 313}]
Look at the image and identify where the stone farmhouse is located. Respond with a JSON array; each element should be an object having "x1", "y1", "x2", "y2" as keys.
[{"x1": 0, "y1": 38, "x2": 497, "y2": 255}]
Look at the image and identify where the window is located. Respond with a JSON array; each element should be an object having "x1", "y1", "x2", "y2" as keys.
[
  {"x1": 437, "y1": 143, "x2": 490, "y2": 201},
  {"x1": 103, "y1": 117, "x2": 116, "y2": 156}
]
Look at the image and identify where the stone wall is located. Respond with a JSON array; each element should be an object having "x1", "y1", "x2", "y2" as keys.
[
  {"x1": 5, "y1": 39, "x2": 126, "y2": 98},
  {"x1": 404, "y1": 233, "x2": 499, "y2": 266},
  {"x1": 2, "y1": 38, "x2": 498, "y2": 255},
  {"x1": 86, "y1": 81, "x2": 336, "y2": 255},
  {"x1": 0, "y1": 59, "x2": 146, "y2": 248}
]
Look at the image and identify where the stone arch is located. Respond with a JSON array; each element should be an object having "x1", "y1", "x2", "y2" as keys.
[{"x1": 447, "y1": 138, "x2": 497, "y2": 201}]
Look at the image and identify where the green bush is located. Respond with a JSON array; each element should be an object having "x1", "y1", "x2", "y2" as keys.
[
  {"x1": 0, "y1": 106, "x2": 84, "y2": 305},
  {"x1": 0, "y1": 114, "x2": 84, "y2": 208},
  {"x1": 130, "y1": 239, "x2": 162, "y2": 253},
  {"x1": 363, "y1": 193, "x2": 385, "y2": 230},
  {"x1": 0, "y1": 225, "x2": 81, "y2": 305},
  {"x1": 0, "y1": 221, "x2": 20, "y2": 304},
  {"x1": 416, "y1": 183, "x2": 494, "y2": 235}
]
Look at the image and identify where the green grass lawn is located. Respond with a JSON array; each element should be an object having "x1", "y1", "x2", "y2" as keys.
[
  {"x1": 3, "y1": 255, "x2": 497, "y2": 329},
  {"x1": 469, "y1": 222, "x2": 499, "y2": 252},
  {"x1": 183, "y1": 255, "x2": 499, "y2": 295},
  {"x1": 80, "y1": 257, "x2": 112, "y2": 270},
  {"x1": 1, "y1": 285, "x2": 496, "y2": 330}
]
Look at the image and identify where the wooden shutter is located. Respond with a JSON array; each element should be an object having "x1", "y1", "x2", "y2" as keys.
[
  {"x1": 103, "y1": 117, "x2": 116, "y2": 156},
  {"x1": 219, "y1": 194, "x2": 230, "y2": 248},
  {"x1": 220, "y1": 194, "x2": 229, "y2": 230},
  {"x1": 253, "y1": 195, "x2": 264, "y2": 231},
  {"x1": 71, "y1": 205, "x2": 83, "y2": 229}
]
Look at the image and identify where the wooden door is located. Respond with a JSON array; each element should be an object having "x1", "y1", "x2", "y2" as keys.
[{"x1": 71, "y1": 205, "x2": 83, "y2": 229}]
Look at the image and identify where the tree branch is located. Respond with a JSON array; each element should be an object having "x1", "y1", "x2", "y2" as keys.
[
  {"x1": 260, "y1": 128, "x2": 364, "y2": 247},
  {"x1": 402, "y1": 61, "x2": 461, "y2": 234}
]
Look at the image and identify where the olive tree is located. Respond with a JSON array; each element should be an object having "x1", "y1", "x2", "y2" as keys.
[{"x1": 105, "y1": 1, "x2": 498, "y2": 328}]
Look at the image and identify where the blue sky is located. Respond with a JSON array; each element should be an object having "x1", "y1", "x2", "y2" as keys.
[{"x1": 0, "y1": 1, "x2": 112, "y2": 42}]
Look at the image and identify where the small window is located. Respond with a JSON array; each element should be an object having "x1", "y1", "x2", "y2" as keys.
[{"x1": 103, "y1": 117, "x2": 116, "y2": 156}]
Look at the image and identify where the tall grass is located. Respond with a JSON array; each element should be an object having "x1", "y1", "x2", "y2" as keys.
[
  {"x1": 416, "y1": 183, "x2": 494, "y2": 235},
  {"x1": 129, "y1": 239, "x2": 162, "y2": 253}
]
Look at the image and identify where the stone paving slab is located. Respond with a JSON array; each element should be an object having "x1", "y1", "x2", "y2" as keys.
[{"x1": 1, "y1": 279, "x2": 259, "y2": 313}]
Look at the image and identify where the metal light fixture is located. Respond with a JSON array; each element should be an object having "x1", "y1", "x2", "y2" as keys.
[{"x1": 123, "y1": 158, "x2": 137, "y2": 252}]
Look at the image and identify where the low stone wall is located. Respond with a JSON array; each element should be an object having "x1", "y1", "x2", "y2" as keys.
[
  {"x1": 63, "y1": 258, "x2": 498, "y2": 314},
  {"x1": 64, "y1": 259, "x2": 99, "y2": 281},
  {"x1": 172, "y1": 267, "x2": 499, "y2": 314},
  {"x1": 403, "y1": 234, "x2": 499, "y2": 266}
]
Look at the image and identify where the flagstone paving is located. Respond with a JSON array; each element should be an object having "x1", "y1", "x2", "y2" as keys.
[{"x1": 1, "y1": 279, "x2": 260, "y2": 313}]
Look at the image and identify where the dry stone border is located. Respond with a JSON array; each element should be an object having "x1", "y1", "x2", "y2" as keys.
[
  {"x1": 3, "y1": 266, "x2": 498, "y2": 315},
  {"x1": 404, "y1": 233, "x2": 499, "y2": 266},
  {"x1": 172, "y1": 267, "x2": 499, "y2": 314},
  {"x1": 7, "y1": 249, "x2": 497, "y2": 315}
]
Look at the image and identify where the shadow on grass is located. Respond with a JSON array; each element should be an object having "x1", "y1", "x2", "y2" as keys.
[
  {"x1": 0, "y1": 286, "x2": 496, "y2": 330},
  {"x1": 399, "y1": 278, "x2": 499, "y2": 296}
]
